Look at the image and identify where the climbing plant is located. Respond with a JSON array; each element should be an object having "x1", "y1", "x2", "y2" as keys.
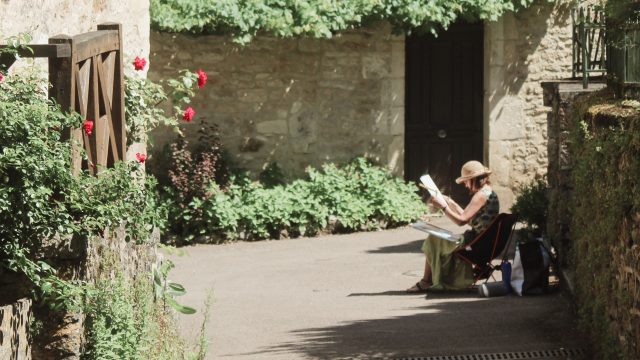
[
  {"x1": 569, "y1": 91, "x2": 640, "y2": 359},
  {"x1": 150, "y1": 0, "x2": 540, "y2": 43}
]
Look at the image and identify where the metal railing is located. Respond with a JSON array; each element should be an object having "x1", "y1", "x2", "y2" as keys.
[{"x1": 572, "y1": 5, "x2": 607, "y2": 88}]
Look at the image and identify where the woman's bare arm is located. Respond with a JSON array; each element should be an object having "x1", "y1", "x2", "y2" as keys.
[
  {"x1": 444, "y1": 196, "x2": 464, "y2": 215},
  {"x1": 442, "y1": 191, "x2": 488, "y2": 226}
]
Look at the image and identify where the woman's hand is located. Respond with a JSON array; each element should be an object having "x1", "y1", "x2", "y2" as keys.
[{"x1": 429, "y1": 195, "x2": 448, "y2": 209}]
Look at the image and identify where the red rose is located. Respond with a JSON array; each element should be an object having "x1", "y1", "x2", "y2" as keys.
[
  {"x1": 133, "y1": 56, "x2": 147, "y2": 71},
  {"x1": 197, "y1": 69, "x2": 207, "y2": 89},
  {"x1": 0, "y1": 72, "x2": 4, "y2": 82},
  {"x1": 136, "y1": 152, "x2": 147, "y2": 163},
  {"x1": 83, "y1": 119, "x2": 94, "y2": 136},
  {"x1": 182, "y1": 107, "x2": 195, "y2": 122}
]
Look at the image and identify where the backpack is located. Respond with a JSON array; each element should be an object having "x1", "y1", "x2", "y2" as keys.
[{"x1": 510, "y1": 239, "x2": 551, "y2": 296}]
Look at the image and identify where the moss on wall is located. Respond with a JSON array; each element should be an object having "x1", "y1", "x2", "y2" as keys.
[{"x1": 569, "y1": 92, "x2": 640, "y2": 359}]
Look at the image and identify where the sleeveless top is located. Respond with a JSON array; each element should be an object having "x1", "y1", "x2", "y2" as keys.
[{"x1": 468, "y1": 186, "x2": 500, "y2": 235}]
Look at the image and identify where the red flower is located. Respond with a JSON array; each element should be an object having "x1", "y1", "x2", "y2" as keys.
[
  {"x1": 197, "y1": 69, "x2": 207, "y2": 89},
  {"x1": 133, "y1": 56, "x2": 147, "y2": 71},
  {"x1": 0, "y1": 72, "x2": 4, "y2": 82},
  {"x1": 136, "y1": 152, "x2": 147, "y2": 163},
  {"x1": 182, "y1": 107, "x2": 195, "y2": 122},
  {"x1": 83, "y1": 119, "x2": 94, "y2": 136}
]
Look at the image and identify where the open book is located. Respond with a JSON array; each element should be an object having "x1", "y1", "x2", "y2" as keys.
[
  {"x1": 419, "y1": 174, "x2": 446, "y2": 205},
  {"x1": 410, "y1": 220, "x2": 460, "y2": 242}
]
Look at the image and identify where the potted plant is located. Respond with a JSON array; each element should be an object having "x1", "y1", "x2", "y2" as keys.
[{"x1": 510, "y1": 178, "x2": 549, "y2": 241}]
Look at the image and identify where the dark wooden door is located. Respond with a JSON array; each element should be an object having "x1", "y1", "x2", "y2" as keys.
[{"x1": 405, "y1": 22, "x2": 484, "y2": 205}]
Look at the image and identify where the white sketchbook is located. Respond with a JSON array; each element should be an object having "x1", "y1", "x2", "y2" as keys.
[
  {"x1": 410, "y1": 220, "x2": 460, "y2": 242},
  {"x1": 419, "y1": 174, "x2": 446, "y2": 205}
]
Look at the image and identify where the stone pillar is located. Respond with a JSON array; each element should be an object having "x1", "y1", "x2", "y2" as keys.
[
  {"x1": 484, "y1": 2, "x2": 574, "y2": 211},
  {"x1": 541, "y1": 80, "x2": 606, "y2": 268}
]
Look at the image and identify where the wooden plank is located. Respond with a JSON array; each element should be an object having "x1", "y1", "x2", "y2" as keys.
[
  {"x1": 99, "y1": 23, "x2": 126, "y2": 161},
  {"x1": 102, "y1": 51, "x2": 116, "y2": 106},
  {"x1": 74, "y1": 62, "x2": 95, "y2": 174},
  {"x1": 75, "y1": 61, "x2": 91, "y2": 118},
  {"x1": 88, "y1": 56, "x2": 105, "y2": 172},
  {"x1": 48, "y1": 36, "x2": 74, "y2": 112},
  {"x1": 72, "y1": 30, "x2": 119, "y2": 63},
  {"x1": 0, "y1": 44, "x2": 71, "y2": 58},
  {"x1": 96, "y1": 59, "x2": 120, "y2": 163},
  {"x1": 48, "y1": 35, "x2": 83, "y2": 176}
]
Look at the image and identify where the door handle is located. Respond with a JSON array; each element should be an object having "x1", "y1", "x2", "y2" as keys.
[{"x1": 437, "y1": 129, "x2": 447, "y2": 139}]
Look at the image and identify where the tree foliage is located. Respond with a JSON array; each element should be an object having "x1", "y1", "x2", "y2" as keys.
[{"x1": 150, "y1": 0, "x2": 539, "y2": 43}]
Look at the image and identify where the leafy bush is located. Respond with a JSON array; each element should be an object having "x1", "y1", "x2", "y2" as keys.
[
  {"x1": 84, "y1": 270, "x2": 201, "y2": 360},
  {"x1": 258, "y1": 162, "x2": 286, "y2": 188},
  {"x1": 166, "y1": 157, "x2": 427, "y2": 242},
  {"x1": 510, "y1": 178, "x2": 548, "y2": 235},
  {"x1": 125, "y1": 75, "x2": 175, "y2": 145},
  {"x1": 567, "y1": 93, "x2": 640, "y2": 359},
  {"x1": 125, "y1": 68, "x2": 206, "y2": 145},
  {"x1": 150, "y1": 0, "x2": 538, "y2": 43},
  {"x1": 0, "y1": 71, "x2": 165, "y2": 308}
]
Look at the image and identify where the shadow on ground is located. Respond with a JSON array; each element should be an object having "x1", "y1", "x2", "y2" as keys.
[
  {"x1": 230, "y1": 293, "x2": 588, "y2": 360},
  {"x1": 367, "y1": 239, "x2": 424, "y2": 254}
]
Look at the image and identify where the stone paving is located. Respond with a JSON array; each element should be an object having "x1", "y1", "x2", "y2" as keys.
[{"x1": 168, "y1": 216, "x2": 588, "y2": 359}]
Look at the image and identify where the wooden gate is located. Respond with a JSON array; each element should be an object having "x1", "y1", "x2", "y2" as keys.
[
  {"x1": 1, "y1": 23, "x2": 126, "y2": 175},
  {"x1": 405, "y1": 22, "x2": 484, "y2": 204}
]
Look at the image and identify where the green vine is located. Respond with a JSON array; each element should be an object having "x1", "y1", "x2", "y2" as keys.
[
  {"x1": 568, "y1": 89, "x2": 640, "y2": 359},
  {"x1": 125, "y1": 69, "x2": 203, "y2": 144},
  {"x1": 150, "y1": 0, "x2": 540, "y2": 43}
]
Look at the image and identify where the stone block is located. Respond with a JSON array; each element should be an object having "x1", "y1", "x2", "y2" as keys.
[
  {"x1": 257, "y1": 120, "x2": 288, "y2": 134},
  {"x1": 371, "y1": 110, "x2": 389, "y2": 135},
  {"x1": 488, "y1": 99, "x2": 525, "y2": 141},
  {"x1": 298, "y1": 38, "x2": 323, "y2": 53},
  {"x1": 237, "y1": 89, "x2": 268, "y2": 103},
  {"x1": 390, "y1": 41, "x2": 405, "y2": 78},
  {"x1": 389, "y1": 107, "x2": 404, "y2": 135},
  {"x1": 381, "y1": 79, "x2": 404, "y2": 107},
  {"x1": 387, "y1": 136, "x2": 404, "y2": 176},
  {"x1": 0, "y1": 299, "x2": 31, "y2": 360},
  {"x1": 362, "y1": 54, "x2": 389, "y2": 79}
]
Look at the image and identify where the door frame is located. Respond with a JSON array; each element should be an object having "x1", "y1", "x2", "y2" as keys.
[{"x1": 403, "y1": 22, "x2": 485, "y2": 203}]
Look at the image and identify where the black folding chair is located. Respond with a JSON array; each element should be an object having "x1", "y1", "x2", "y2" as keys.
[{"x1": 453, "y1": 213, "x2": 518, "y2": 285}]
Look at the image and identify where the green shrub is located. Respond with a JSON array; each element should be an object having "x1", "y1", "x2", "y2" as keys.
[
  {"x1": 84, "y1": 271, "x2": 199, "y2": 360},
  {"x1": 167, "y1": 157, "x2": 427, "y2": 242},
  {"x1": 567, "y1": 92, "x2": 639, "y2": 359},
  {"x1": 0, "y1": 70, "x2": 166, "y2": 308},
  {"x1": 510, "y1": 178, "x2": 549, "y2": 235},
  {"x1": 258, "y1": 162, "x2": 286, "y2": 188},
  {"x1": 150, "y1": 0, "x2": 538, "y2": 43}
]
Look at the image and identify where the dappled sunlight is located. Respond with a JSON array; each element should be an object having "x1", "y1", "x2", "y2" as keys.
[{"x1": 220, "y1": 294, "x2": 577, "y2": 359}]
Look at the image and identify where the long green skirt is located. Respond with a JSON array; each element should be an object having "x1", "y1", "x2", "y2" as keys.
[{"x1": 421, "y1": 234, "x2": 474, "y2": 290}]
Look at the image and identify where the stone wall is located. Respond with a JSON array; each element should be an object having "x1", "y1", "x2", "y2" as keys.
[
  {"x1": 485, "y1": 1, "x2": 574, "y2": 208},
  {"x1": 30, "y1": 227, "x2": 160, "y2": 359},
  {"x1": 149, "y1": 2, "x2": 576, "y2": 210},
  {"x1": 0, "y1": 0, "x2": 150, "y2": 74},
  {"x1": 541, "y1": 80, "x2": 606, "y2": 269},
  {"x1": 0, "y1": 299, "x2": 32, "y2": 360},
  {"x1": 543, "y1": 82, "x2": 640, "y2": 358},
  {"x1": 149, "y1": 22, "x2": 405, "y2": 178}
]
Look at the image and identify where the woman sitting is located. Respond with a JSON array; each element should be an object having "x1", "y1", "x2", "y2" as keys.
[{"x1": 407, "y1": 160, "x2": 500, "y2": 293}]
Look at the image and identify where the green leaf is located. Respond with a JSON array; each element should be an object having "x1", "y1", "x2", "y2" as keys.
[{"x1": 165, "y1": 296, "x2": 197, "y2": 314}]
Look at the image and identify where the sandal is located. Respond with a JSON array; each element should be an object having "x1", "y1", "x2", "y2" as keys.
[{"x1": 405, "y1": 280, "x2": 431, "y2": 293}]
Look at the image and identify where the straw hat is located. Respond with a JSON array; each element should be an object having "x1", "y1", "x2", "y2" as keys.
[{"x1": 455, "y1": 160, "x2": 492, "y2": 184}]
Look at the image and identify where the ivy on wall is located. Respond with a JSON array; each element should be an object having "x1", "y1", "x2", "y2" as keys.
[
  {"x1": 150, "y1": 0, "x2": 539, "y2": 43},
  {"x1": 569, "y1": 92, "x2": 640, "y2": 359}
]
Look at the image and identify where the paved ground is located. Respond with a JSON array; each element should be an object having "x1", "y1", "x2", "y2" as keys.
[{"x1": 168, "y1": 216, "x2": 589, "y2": 359}]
